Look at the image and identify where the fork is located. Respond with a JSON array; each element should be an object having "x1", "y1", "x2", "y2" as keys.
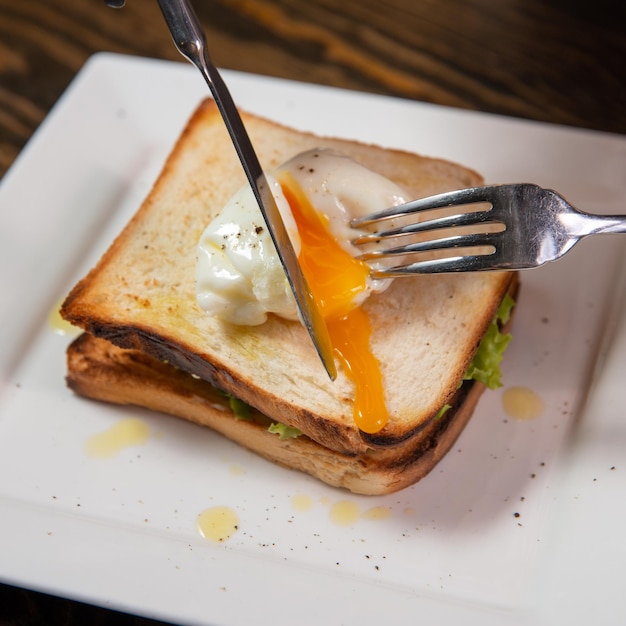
[{"x1": 351, "y1": 183, "x2": 626, "y2": 275}]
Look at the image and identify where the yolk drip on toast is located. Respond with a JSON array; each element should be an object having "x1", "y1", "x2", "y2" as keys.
[{"x1": 279, "y1": 173, "x2": 389, "y2": 434}]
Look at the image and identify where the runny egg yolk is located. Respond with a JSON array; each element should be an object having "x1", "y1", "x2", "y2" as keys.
[{"x1": 278, "y1": 172, "x2": 389, "y2": 434}]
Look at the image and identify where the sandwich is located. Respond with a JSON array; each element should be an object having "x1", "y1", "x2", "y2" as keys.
[{"x1": 61, "y1": 99, "x2": 518, "y2": 495}]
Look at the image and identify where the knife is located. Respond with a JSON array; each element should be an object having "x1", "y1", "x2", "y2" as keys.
[{"x1": 130, "y1": 0, "x2": 337, "y2": 379}]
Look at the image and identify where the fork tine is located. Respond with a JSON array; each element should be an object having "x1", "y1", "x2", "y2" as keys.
[
  {"x1": 352, "y1": 209, "x2": 496, "y2": 245},
  {"x1": 370, "y1": 253, "x2": 509, "y2": 276},
  {"x1": 358, "y1": 231, "x2": 502, "y2": 261},
  {"x1": 351, "y1": 185, "x2": 499, "y2": 227}
]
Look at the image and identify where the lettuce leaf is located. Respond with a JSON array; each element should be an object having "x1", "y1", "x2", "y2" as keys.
[
  {"x1": 434, "y1": 403, "x2": 452, "y2": 420},
  {"x1": 229, "y1": 396, "x2": 252, "y2": 421},
  {"x1": 220, "y1": 389, "x2": 301, "y2": 439},
  {"x1": 463, "y1": 293, "x2": 515, "y2": 390},
  {"x1": 268, "y1": 422, "x2": 303, "y2": 440}
]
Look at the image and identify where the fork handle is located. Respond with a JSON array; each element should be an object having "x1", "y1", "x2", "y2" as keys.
[{"x1": 579, "y1": 213, "x2": 626, "y2": 236}]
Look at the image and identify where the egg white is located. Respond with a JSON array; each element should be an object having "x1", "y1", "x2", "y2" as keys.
[{"x1": 196, "y1": 148, "x2": 409, "y2": 326}]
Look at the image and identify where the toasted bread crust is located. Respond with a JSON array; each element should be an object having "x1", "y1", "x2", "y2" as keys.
[
  {"x1": 67, "y1": 333, "x2": 485, "y2": 495},
  {"x1": 61, "y1": 99, "x2": 516, "y2": 454}
]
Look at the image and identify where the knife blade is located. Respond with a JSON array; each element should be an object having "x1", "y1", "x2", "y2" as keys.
[{"x1": 155, "y1": 0, "x2": 337, "y2": 380}]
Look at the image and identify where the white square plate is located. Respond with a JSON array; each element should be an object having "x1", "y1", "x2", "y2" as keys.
[{"x1": 1, "y1": 53, "x2": 625, "y2": 625}]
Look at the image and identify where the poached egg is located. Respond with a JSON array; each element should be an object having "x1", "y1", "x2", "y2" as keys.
[{"x1": 196, "y1": 148, "x2": 409, "y2": 434}]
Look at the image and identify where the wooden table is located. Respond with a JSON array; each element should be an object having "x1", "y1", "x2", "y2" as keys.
[{"x1": 0, "y1": 0, "x2": 624, "y2": 623}]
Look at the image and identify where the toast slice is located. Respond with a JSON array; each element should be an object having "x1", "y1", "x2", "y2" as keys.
[
  {"x1": 61, "y1": 98, "x2": 516, "y2": 455},
  {"x1": 66, "y1": 332, "x2": 487, "y2": 495}
]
